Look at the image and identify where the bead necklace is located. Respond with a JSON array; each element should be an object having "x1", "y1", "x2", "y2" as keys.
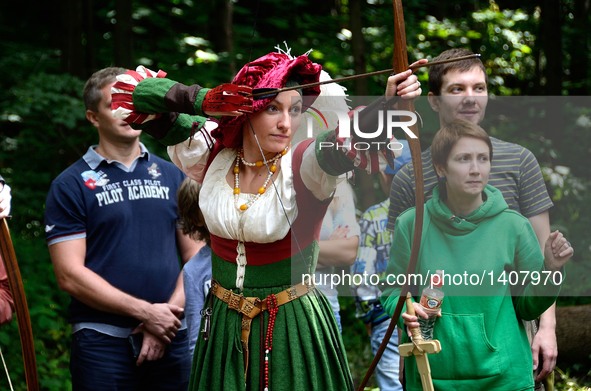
[
  {"x1": 233, "y1": 147, "x2": 288, "y2": 211},
  {"x1": 263, "y1": 294, "x2": 279, "y2": 391}
]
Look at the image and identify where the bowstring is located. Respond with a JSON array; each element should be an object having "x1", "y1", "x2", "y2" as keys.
[
  {"x1": 244, "y1": 119, "x2": 312, "y2": 277},
  {"x1": 241, "y1": 0, "x2": 312, "y2": 278},
  {"x1": 0, "y1": 346, "x2": 14, "y2": 391}
]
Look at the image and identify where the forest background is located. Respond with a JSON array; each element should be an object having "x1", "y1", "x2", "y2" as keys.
[{"x1": 0, "y1": 0, "x2": 589, "y2": 389}]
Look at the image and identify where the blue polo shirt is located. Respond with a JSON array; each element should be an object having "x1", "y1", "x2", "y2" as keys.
[{"x1": 45, "y1": 144, "x2": 185, "y2": 328}]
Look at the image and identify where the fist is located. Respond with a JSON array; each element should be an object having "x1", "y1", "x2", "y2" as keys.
[{"x1": 544, "y1": 230, "x2": 573, "y2": 271}]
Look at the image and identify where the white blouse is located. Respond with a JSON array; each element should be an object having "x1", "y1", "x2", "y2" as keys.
[
  {"x1": 168, "y1": 126, "x2": 339, "y2": 289},
  {"x1": 199, "y1": 147, "x2": 296, "y2": 244}
]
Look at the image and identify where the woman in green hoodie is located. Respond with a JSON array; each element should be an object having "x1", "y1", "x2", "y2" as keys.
[{"x1": 381, "y1": 120, "x2": 573, "y2": 391}]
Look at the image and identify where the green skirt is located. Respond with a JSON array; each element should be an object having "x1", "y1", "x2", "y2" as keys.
[{"x1": 189, "y1": 245, "x2": 354, "y2": 391}]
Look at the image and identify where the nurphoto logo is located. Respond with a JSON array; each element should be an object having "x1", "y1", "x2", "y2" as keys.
[{"x1": 304, "y1": 107, "x2": 417, "y2": 152}]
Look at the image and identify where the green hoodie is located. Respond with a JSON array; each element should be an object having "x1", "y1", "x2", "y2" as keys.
[{"x1": 381, "y1": 184, "x2": 561, "y2": 391}]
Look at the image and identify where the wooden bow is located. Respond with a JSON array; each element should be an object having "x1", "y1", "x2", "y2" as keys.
[
  {"x1": 0, "y1": 219, "x2": 39, "y2": 390},
  {"x1": 357, "y1": 0, "x2": 425, "y2": 388}
]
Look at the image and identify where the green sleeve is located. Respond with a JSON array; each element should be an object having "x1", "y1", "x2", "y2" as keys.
[
  {"x1": 158, "y1": 114, "x2": 208, "y2": 146},
  {"x1": 133, "y1": 78, "x2": 178, "y2": 113},
  {"x1": 380, "y1": 208, "x2": 416, "y2": 329},
  {"x1": 133, "y1": 78, "x2": 211, "y2": 116},
  {"x1": 127, "y1": 77, "x2": 213, "y2": 146},
  {"x1": 194, "y1": 87, "x2": 209, "y2": 116},
  {"x1": 134, "y1": 112, "x2": 208, "y2": 146},
  {"x1": 512, "y1": 220, "x2": 562, "y2": 320}
]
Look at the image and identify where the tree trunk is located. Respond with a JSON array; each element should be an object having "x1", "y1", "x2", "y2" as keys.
[
  {"x1": 348, "y1": 0, "x2": 367, "y2": 96},
  {"x1": 570, "y1": 0, "x2": 590, "y2": 94},
  {"x1": 60, "y1": 0, "x2": 86, "y2": 77},
  {"x1": 555, "y1": 304, "x2": 591, "y2": 365},
  {"x1": 114, "y1": 0, "x2": 133, "y2": 68},
  {"x1": 348, "y1": 0, "x2": 379, "y2": 211},
  {"x1": 208, "y1": 0, "x2": 233, "y2": 53},
  {"x1": 539, "y1": 0, "x2": 562, "y2": 95},
  {"x1": 205, "y1": 0, "x2": 235, "y2": 76}
]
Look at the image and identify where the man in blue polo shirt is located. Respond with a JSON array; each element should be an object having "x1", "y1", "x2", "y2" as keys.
[{"x1": 45, "y1": 67, "x2": 200, "y2": 390}]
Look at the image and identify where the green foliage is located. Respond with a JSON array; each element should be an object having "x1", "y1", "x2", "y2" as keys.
[
  {"x1": 2, "y1": 73, "x2": 90, "y2": 239},
  {"x1": 480, "y1": 97, "x2": 591, "y2": 302},
  {"x1": 0, "y1": 72, "x2": 85, "y2": 388},
  {"x1": 0, "y1": 0, "x2": 589, "y2": 389},
  {"x1": 411, "y1": 4, "x2": 539, "y2": 95},
  {"x1": 339, "y1": 296, "x2": 379, "y2": 389},
  {"x1": 554, "y1": 366, "x2": 591, "y2": 391},
  {"x1": 0, "y1": 237, "x2": 71, "y2": 391}
]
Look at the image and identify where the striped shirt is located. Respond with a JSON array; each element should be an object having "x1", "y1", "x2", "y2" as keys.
[{"x1": 387, "y1": 137, "x2": 553, "y2": 231}]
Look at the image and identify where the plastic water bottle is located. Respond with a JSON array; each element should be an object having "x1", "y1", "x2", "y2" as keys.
[{"x1": 418, "y1": 270, "x2": 444, "y2": 340}]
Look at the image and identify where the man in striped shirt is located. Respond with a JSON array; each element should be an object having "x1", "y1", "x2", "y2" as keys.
[{"x1": 386, "y1": 48, "x2": 556, "y2": 390}]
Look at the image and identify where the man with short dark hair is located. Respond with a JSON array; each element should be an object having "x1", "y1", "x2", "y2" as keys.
[
  {"x1": 45, "y1": 67, "x2": 200, "y2": 390},
  {"x1": 387, "y1": 48, "x2": 557, "y2": 389}
]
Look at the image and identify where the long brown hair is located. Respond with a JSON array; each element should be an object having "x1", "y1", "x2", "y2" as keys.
[{"x1": 177, "y1": 178, "x2": 210, "y2": 246}]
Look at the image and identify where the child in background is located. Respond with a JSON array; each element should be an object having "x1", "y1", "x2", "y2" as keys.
[
  {"x1": 351, "y1": 140, "x2": 411, "y2": 390},
  {"x1": 178, "y1": 177, "x2": 212, "y2": 357}
]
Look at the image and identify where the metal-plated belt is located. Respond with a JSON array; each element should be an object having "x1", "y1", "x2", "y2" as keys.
[{"x1": 210, "y1": 280, "x2": 315, "y2": 378}]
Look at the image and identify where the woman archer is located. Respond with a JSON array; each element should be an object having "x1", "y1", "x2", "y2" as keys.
[{"x1": 111, "y1": 50, "x2": 422, "y2": 390}]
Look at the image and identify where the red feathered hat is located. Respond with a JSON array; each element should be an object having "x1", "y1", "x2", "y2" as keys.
[{"x1": 213, "y1": 52, "x2": 322, "y2": 148}]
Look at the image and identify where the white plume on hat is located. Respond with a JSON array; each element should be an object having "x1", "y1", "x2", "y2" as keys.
[
  {"x1": 293, "y1": 69, "x2": 350, "y2": 144},
  {"x1": 272, "y1": 42, "x2": 351, "y2": 144}
]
